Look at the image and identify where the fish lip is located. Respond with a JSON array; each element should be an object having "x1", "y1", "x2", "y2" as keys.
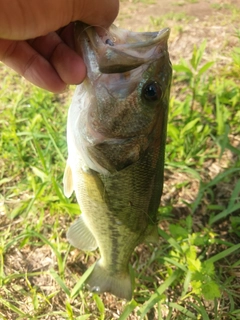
[
  {"x1": 74, "y1": 22, "x2": 170, "y2": 74},
  {"x1": 74, "y1": 22, "x2": 170, "y2": 46},
  {"x1": 86, "y1": 26, "x2": 170, "y2": 50}
]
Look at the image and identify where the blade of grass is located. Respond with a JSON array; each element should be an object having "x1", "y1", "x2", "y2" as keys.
[
  {"x1": 169, "y1": 302, "x2": 196, "y2": 319},
  {"x1": 0, "y1": 297, "x2": 26, "y2": 316},
  {"x1": 118, "y1": 300, "x2": 138, "y2": 320},
  {"x1": 163, "y1": 257, "x2": 188, "y2": 272},
  {"x1": 49, "y1": 269, "x2": 70, "y2": 296},
  {"x1": 75, "y1": 315, "x2": 91, "y2": 320},
  {"x1": 70, "y1": 263, "x2": 96, "y2": 299},
  {"x1": 42, "y1": 114, "x2": 66, "y2": 163},
  {"x1": 93, "y1": 294, "x2": 105, "y2": 320},
  {"x1": 209, "y1": 203, "x2": 240, "y2": 225},
  {"x1": 206, "y1": 244, "x2": 240, "y2": 264},
  {"x1": 189, "y1": 300, "x2": 210, "y2": 320},
  {"x1": 192, "y1": 168, "x2": 240, "y2": 212},
  {"x1": 139, "y1": 270, "x2": 181, "y2": 319},
  {"x1": 119, "y1": 300, "x2": 138, "y2": 320},
  {"x1": 5, "y1": 231, "x2": 65, "y2": 275},
  {"x1": 229, "y1": 180, "x2": 240, "y2": 208}
]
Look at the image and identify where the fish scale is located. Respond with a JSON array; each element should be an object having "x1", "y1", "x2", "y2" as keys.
[{"x1": 63, "y1": 22, "x2": 172, "y2": 300}]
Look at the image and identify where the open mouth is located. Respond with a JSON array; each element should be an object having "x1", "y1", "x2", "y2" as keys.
[{"x1": 74, "y1": 22, "x2": 170, "y2": 74}]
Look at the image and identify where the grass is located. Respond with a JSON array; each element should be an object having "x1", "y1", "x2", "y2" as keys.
[{"x1": 1, "y1": 5, "x2": 240, "y2": 320}]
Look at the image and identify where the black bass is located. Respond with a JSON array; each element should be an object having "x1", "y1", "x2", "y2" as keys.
[{"x1": 63, "y1": 22, "x2": 172, "y2": 300}]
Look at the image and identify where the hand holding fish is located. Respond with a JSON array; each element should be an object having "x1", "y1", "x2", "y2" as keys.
[{"x1": 0, "y1": 0, "x2": 119, "y2": 92}]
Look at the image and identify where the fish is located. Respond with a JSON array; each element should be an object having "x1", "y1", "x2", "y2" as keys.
[{"x1": 63, "y1": 22, "x2": 172, "y2": 300}]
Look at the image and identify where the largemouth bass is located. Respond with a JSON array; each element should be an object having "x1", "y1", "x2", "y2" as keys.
[{"x1": 63, "y1": 22, "x2": 172, "y2": 300}]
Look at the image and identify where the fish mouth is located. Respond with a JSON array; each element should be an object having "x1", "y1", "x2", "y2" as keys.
[{"x1": 74, "y1": 22, "x2": 170, "y2": 74}]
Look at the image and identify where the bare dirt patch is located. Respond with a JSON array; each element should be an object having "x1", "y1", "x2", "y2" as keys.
[{"x1": 117, "y1": 0, "x2": 240, "y2": 64}]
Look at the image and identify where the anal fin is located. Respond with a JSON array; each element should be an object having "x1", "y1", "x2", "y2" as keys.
[{"x1": 67, "y1": 215, "x2": 98, "y2": 251}]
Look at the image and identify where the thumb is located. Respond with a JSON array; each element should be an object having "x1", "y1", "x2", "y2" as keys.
[
  {"x1": 0, "y1": 0, "x2": 119, "y2": 40},
  {"x1": 73, "y1": 0, "x2": 119, "y2": 30}
]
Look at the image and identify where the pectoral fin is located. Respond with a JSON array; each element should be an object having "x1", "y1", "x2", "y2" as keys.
[
  {"x1": 67, "y1": 215, "x2": 98, "y2": 251},
  {"x1": 63, "y1": 162, "x2": 73, "y2": 198}
]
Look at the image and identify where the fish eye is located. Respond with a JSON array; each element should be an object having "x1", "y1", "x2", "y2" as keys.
[{"x1": 142, "y1": 81, "x2": 162, "y2": 102}]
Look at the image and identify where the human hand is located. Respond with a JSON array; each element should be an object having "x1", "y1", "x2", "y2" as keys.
[{"x1": 0, "y1": 0, "x2": 119, "y2": 92}]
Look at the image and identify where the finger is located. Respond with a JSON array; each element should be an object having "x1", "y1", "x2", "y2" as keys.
[
  {"x1": 28, "y1": 32, "x2": 86, "y2": 85},
  {"x1": 58, "y1": 23, "x2": 75, "y2": 49},
  {"x1": 50, "y1": 41, "x2": 87, "y2": 86},
  {"x1": 0, "y1": 0, "x2": 119, "y2": 40},
  {"x1": 28, "y1": 29, "x2": 74, "y2": 59},
  {"x1": 0, "y1": 39, "x2": 66, "y2": 92}
]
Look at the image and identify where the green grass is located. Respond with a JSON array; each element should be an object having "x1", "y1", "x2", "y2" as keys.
[{"x1": 1, "y1": 12, "x2": 240, "y2": 320}]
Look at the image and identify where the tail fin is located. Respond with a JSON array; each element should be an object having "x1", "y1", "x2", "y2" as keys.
[{"x1": 86, "y1": 261, "x2": 132, "y2": 300}]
